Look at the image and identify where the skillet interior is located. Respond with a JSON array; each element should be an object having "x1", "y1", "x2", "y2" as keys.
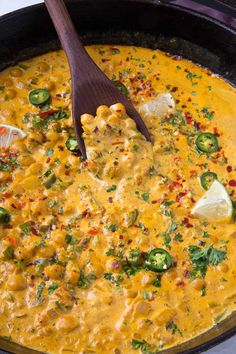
[{"x1": 0, "y1": 1, "x2": 236, "y2": 353}]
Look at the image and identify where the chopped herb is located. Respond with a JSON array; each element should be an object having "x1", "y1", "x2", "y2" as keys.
[
  {"x1": 104, "y1": 273, "x2": 123, "y2": 286},
  {"x1": 107, "y1": 185, "x2": 117, "y2": 192},
  {"x1": 36, "y1": 282, "x2": 45, "y2": 302},
  {"x1": 106, "y1": 224, "x2": 118, "y2": 232},
  {"x1": 45, "y1": 148, "x2": 54, "y2": 156},
  {"x1": 131, "y1": 339, "x2": 158, "y2": 354},
  {"x1": 65, "y1": 234, "x2": 77, "y2": 244},
  {"x1": 19, "y1": 221, "x2": 32, "y2": 236},
  {"x1": 189, "y1": 245, "x2": 227, "y2": 279},
  {"x1": 201, "y1": 287, "x2": 206, "y2": 296},
  {"x1": 201, "y1": 107, "x2": 214, "y2": 120},
  {"x1": 166, "y1": 320, "x2": 183, "y2": 336},
  {"x1": 113, "y1": 81, "x2": 129, "y2": 95},
  {"x1": 48, "y1": 282, "x2": 58, "y2": 295},
  {"x1": 166, "y1": 84, "x2": 171, "y2": 90},
  {"x1": 141, "y1": 192, "x2": 149, "y2": 202},
  {"x1": 3, "y1": 246, "x2": 14, "y2": 259},
  {"x1": 152, "y1": 276, "x2": 161, "y2": 288},
  {"x1": 132, "y1": 144, "x2": 140, "y2": 152},
  {"x1": 111, "y1": 48, "x2": 120, "y2": 54}
]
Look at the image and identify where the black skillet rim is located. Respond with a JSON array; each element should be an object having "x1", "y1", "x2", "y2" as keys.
[{"x1": 0, "y1": 1, "x2": 236, "y2": 353}]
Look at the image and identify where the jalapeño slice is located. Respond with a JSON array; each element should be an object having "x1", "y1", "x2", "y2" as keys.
[
  {"x1": 66, "y1": 136, "x2": 79, "y2": 152},
  {"x1": 145, "y1": 248, "x2": 173, "y2": 272},
  {"x1": 200, "y1": 172, "x2": 217, "y2": 190},
  {"x1": 195, "y1": 133, "x2": 218, "y2": 153},
  {"x1": 29, "y1": 89, "x2": 51, "y2": 106}
]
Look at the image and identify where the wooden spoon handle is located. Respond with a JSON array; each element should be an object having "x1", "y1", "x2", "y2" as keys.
[
  {"x1": 44, "y1": 0, "x2": 87, "y2": 159},
  {"x1": 44, "y1": 0, "x2": 88, "y2": 69}
]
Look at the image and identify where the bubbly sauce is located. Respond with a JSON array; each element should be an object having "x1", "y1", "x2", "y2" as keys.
[{"x1": 0, "y1": 46, "x2": 236, "y2": 354}]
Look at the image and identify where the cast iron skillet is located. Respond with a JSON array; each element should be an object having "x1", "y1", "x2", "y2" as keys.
[{"x1": 0, "y1": 1, "x2": 236, "y2": 353}]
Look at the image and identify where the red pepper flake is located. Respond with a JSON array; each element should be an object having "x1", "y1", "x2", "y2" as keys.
[
  {"x1": 30, "y1": 227, "x2": 38, "y2": 235},
  {"x1": 182, "y1": 217, "x2": 193, "y2": 228},
  {"x1": 183, "y1": 270, "x2": 190, "y2": 278},
  {"x1": 46, "y1": 157, "x2": 51, "y2": 164},
  {"x1": 3, "y1": 192, "x2": 11, "y2": 199},
  {"x1": 174, "y1": 156, "x2": 181, "y2": 164},
  {"x1": 112, "y1": 141, "x2": 123, "y2": 145},
  {"x1": 11, "y1": 203, "x2": 17, "y2": 209},
  {"x1": 82, "y1": 211, "x2": 91, "y2": 218},
  {"x1": 39, "y1": 109, "x2": 59, "y2": 119},
  {"x1": 0, "y1": 127, "x2": 7, "y2": 135},
  {"x1": 229, "y1": 180, "x2": 236, "y2": 187},
  {"x1": 176, "y1": 280, "x2": 185, "y2": 286},
  {"x1": 18, "y1": 200, "x2": 26, "y2": 208},
  {"x1": 176, "y1": 190, "x2": 188, "y2": 202},
  {"x1": 101, "y1": 58, "x2": 110, "y2": 63},
  {"x1": 88, "y1": 228, "x2": 99, "y2": 236},
  {"x1": 151, "y1": 200, "x2": 157, "y2": 204},
  {"x1": 227, "y1": 165, "x2": 232, "y2": 173},
  {"x1": 214, "y1": 127, "x2": 220, "y2": 137}
]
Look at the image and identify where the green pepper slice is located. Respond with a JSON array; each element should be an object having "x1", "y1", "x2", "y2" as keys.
[
  {"x1": 66, "y1": 136, "x2": 79, "y2": 152},
  {"x1": 145, "y1": 248, "x2": 173, "y2": 272},
  {"x1": 29, "y1": 89, "x2": 51, "y2": 106},
  {"x1": 200, "y1": 172, "x2": 217, "y2": 190},
  {"x1": 195, "y1": 133, "x2": 218, "y2": 153},
  {"x1": 0, "y1": 207, "x2": 11, "y2": 224}
]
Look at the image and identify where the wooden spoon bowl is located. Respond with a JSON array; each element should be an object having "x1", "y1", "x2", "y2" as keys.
[{"x1": 44, "y1": 0, "x2": 151, "y2": 159}]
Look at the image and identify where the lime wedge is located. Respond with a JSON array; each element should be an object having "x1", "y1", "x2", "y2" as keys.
[
  {"x1": 138, "y1": 92, "x2": 175, "y2": 118},
  {"x1": 0, "y1": 124, "x2": 26, "y2": 149},
  {"x1": 191, "y1": 180, "x2": 233, "y2": 223}
]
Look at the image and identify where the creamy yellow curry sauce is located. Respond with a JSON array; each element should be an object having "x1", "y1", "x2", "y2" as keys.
[{"x1": 0, "y1": 46, "x2": 236, "y2": 354}]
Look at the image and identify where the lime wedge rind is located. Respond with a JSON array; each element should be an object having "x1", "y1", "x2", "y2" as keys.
[
  {"x1": 191, "y1": 180, "x2": 233, "y2": 223},
  {"x1": 0, "y1": 124, "x2": 26, "y2": 149}
]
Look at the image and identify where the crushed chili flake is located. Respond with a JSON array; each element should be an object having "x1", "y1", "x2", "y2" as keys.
[
  {"x1": 229, "y1": 180, "x2": 236, "y2": 187},
  {"x1": 227, "y1": 165, "x2": 232, "y2": 173},
  {"x1": 182, "y1": 217, "x2": 193, "y2": 228}
]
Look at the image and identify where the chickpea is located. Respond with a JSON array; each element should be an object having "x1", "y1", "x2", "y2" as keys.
[
  {"x1": 44, "y1": 264, "x2": 64, "y2": 280},
  {"x1": 96, "y1": 105, "x2": 111, "y2": 118},
  {"x1": 81, "y1": 113, "x2": 94, "y2": 125},
  {"x1": 123, "y1": 289, "x2": 137, "y2": 298},
  {"x1": 110, "y1": 103, "x2": 126, "y2": 116},
  {"x1": 14, "y1": 247, "x2": 32, "y2": 262},
  {"x1": 25, "y1": 162, "x2": 43, "y2": 176},
  {"x1": 0, "y1": 171, "x2": 11, "y2": 183},
  {"x1": 192, "y1": 278, "x2": 206, "y2": 291},
  {"x1": 65, "y1": 268, "x2": 79, "y2": 284},
  {"x1": 3, "y1": 78, "x2": 13, "y2": 87},
  {"x1": 43, "y1": 81, "x2": 55, "y2": 91},
  {"x1": 10, "y1": 68, "x2": 23, "y2": 77},
  {"x1": 51, "y1": 230, "x2": 67, "y2": 246},
  {"x1": 7, "y1": 273, "x2": 27, "y2": 291},
  {"x1": 37, "y1": 247, "x2": 55, "y2": 258},
  {"x1": 217, "y1": 263, "x2": 229, "y2": 273},
  {"x1": 10, "y1": 140, "x2": 27, "y2": 153},
  {"x1": 125, "y1": 118, "x2": 136, "y2": 129},
  {"x1": 107, "y1": 114, "x2": 119, "y2": 125},
  {"x1": 17, "y1": 155, "x2": 35, "y2": 167},
  {"x1": 37, "y1": 62, "x2": 50, "y2": 72},
  {"x1": 5, "y1": 89, "x2": 17, "y2": 99},
  {"x1": 31, "y1": 200, "x2": 47, "y2": 215},
  {"x1": 56, "y1": 315, "x2": 79, "y2": 332},
  {"x1": 133, "y1": 301, "x2": 151, "y2": 317}
]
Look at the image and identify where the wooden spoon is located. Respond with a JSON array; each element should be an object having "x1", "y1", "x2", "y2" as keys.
[{"x1": 44, "y1": 0, "x2": 151, "y2": 159}]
